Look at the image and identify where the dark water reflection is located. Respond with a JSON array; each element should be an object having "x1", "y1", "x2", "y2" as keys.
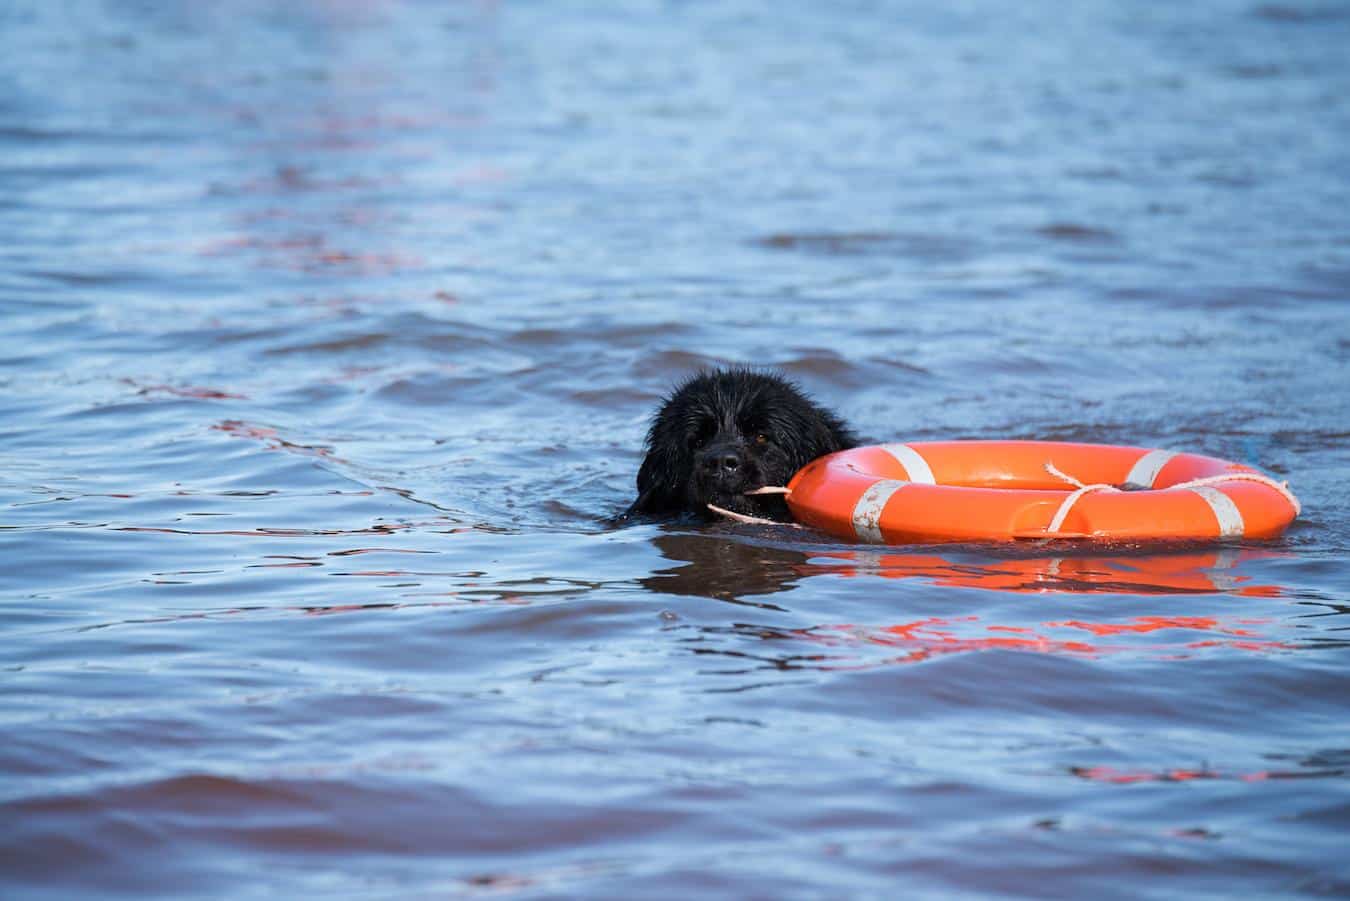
[{"x1": 3, "y1": 0, "x2": 1350, "y2": 897}]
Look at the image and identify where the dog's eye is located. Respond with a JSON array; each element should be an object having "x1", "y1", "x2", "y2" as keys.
[{"x1": 755, "y1": 433, "x2": 770, "y2": 446}]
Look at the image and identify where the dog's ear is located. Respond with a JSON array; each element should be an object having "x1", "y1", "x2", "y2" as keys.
[
  {"x1": 627, "y1": 442, "x2": 682, "y2": 516},
  {"x1": 772, "y1": 392, "x2": 854, "y2": 468}
]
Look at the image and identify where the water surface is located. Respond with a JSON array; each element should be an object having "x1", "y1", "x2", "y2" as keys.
[{"x1": 3, "y1": 1, "x2": 1349, "y2": 897}]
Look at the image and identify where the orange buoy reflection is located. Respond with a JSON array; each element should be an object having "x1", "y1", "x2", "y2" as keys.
[
  {"x1": 646, "y1": 535, "x2": 1293, "y2": 663},
  {"x1": 805, "y1": 547, "x2": 1285, "y2": 597},
  {"x1": 805, "y1": 612, "x2": 1290, "y2": 665},
  {"x1": 791, "y1": 547, "x2": 1292, "y2": 663}
]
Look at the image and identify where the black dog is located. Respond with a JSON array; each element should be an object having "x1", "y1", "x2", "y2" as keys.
[{"x1": 626, "y1": 368, "x2": 857, "y2": 522}]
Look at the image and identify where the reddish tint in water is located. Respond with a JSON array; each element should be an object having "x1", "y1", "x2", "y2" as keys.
[{"x1": 2, "y1": 1, "x2": 1349, "y2": 898}]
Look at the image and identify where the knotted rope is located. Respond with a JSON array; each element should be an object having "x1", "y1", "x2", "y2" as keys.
[
  {"x1": 1042, "y1": 462, "x2": 1121, "y2": 535},
  {"x1": 1043, "y1": 462, "x2": 1301, "y2": 535}
]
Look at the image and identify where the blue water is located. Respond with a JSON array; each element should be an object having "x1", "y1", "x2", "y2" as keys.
[{"x1": 2, "y1": 1, "x2": 1349, "y2": 897}]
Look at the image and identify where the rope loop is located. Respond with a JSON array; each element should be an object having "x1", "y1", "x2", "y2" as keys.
[
  {"x1": 1043, "y1": 461, "x2": 1302, "y2": 536},
  {"x1": 708, "y1": 486, "x2": 798, "y2": 525},
  {"x1": 706, "y1": 502, "x2": 800, "y2": 527},
  {"x1": 1162, "y1": 472, "x2": 1301, "y2": 516}
]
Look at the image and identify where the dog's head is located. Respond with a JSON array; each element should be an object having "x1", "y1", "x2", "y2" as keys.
[{"x1": 629, "y1": 368, "x2": 856, "y2": 521}]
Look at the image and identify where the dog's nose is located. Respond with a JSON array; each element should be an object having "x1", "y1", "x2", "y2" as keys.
[{"x1": 701, "y1": 446, "x2": 743, "y2": 475}]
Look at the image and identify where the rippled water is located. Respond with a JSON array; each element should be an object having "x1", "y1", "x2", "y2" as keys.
[{"x1": 3, "y1": 1, "x2": 1349, "y2": 897}]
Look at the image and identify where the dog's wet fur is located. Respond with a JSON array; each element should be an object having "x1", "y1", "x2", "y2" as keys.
[{"x1": 626, "y1": 368, "x2": 857, "y2": 522}]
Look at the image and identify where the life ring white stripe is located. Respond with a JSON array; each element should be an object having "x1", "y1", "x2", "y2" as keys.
[
  {"x1": 879, "y1": 444, "x2": 936, "y2": 484},
  {"x1": 852, "y1": 479, "x2": 907, "y2": 543},
  {"x1": 1190, "y1": 485, "x2": 1245, "y2": 537},
  {"x1": 1125, "y1": 448, "x2": 1177, "y2": 489}
]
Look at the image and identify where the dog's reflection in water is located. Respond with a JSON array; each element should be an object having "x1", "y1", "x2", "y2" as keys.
[{"x1": 639, "y1": 532, "x2": 812, "y2": 606}]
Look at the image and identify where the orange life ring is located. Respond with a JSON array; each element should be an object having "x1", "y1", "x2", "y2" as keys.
[{"x1": 785, "y1": 441, "x2": 1300, "y2": 544}]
